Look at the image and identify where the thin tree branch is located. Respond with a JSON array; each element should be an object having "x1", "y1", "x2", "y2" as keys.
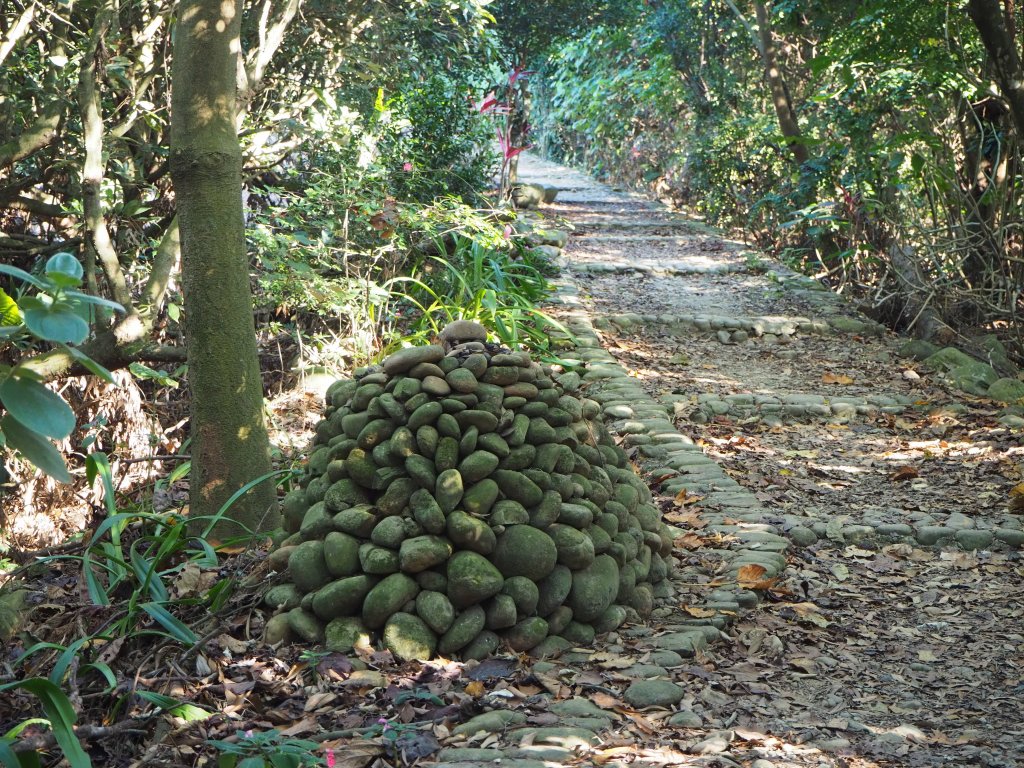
[
  {"x1": 0, "y1": 2, "x2": 35, "y2": 69},
  {"x1": 723, "y1": 0, "x2": 761, "y2": 54},
  {"x1": 139, "y1": 217, "x2": 180, "y2": 319},
  {"x1": 241, "y1": 0, "x2": 302, "y2": 108},
  {"x1": 77, "y1": 0, "x2": 133, "y2": 312}
]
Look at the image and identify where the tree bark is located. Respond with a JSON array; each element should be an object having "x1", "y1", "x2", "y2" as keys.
[
  {"x1": 78, "y1": 0, "x2": 133, "y2": 314},
  {"x1": 753, "y1": 1, "x2": 808, "y2": 166},
  {"x1": 968, "y1": 0, "x2": 1024, "y2": 141},
  {"x1": 170, "y1": 0, "x2": 277, "y2": 538},
  {"x1": 886, "y1": 245, "x2": 956, "y2": 344}
]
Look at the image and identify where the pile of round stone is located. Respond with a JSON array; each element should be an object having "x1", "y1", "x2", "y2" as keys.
[{"x1": 264, "y1": 326, "x2": 674, "y2": 661}]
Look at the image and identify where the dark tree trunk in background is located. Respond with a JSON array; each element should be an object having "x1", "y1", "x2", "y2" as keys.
[
  {"x1": 754, "y1": 1, "x2": 808, "y2": 166},
  {"x1": 968, "y1": 0, "x2": 1024, "y2": 141}
]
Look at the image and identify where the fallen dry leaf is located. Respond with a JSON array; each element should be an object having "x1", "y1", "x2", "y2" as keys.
[
  {"x1": 785, "y1": 601, "x2": 830, "y2": 627},
  {"x1": 891, "y1": 465, "x2": 920, "y2": 482},
  {"x1": 674, "y1": 533, "x2": 705, "y2": 550},
  {"x1": 674, "y1": 488, "x2": 703, "y2": 506},
  {"x1": 736, "y1": 564, "x2": 778, "y2": 590},
  {"x1": 684, "y1": 606, "x2": 718, "y2": 618},
  {"x1": 1010, "y1": 482, "x2": 1024, "y2": 512},
  {"x1": 822, "y1": 372, "x2": 855, "y2": 385},
  {"x1": 322, "y1": 741, "x2": 382, "y2": 768}
]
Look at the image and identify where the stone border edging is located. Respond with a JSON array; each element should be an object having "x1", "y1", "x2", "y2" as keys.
[{"x1": 547, "y1": 275, "x2": 793, "y2": 645}]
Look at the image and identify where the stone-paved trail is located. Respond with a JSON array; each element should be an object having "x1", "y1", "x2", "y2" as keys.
[{"x1": 424, "y1": 155, "x2": 1024, "y2": 768}]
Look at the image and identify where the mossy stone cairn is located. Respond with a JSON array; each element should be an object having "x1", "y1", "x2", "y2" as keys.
[{"x1": 264, "y1": 322, "x2": 674, "y2": 660}]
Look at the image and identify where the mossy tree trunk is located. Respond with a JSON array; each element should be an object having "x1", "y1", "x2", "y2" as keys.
[{"x1": 170, "y1": 0, "x2": 277, "y2": 538}]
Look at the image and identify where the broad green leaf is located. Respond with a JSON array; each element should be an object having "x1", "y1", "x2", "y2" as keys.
[
  {"x1": 0, "y1": 265, "x2": 46, "y2": 290},
  {"x1": 0, "y1": 289, "x2": 21, "y2": 326},
  {"x1": 85, "y1": 453, "x2": 117, "y2": 518},
  {"x1": 49, "y1": 637, "x2": 90, "y2": 686},
  {"x1": 0, "y1": 414, "x2": 71, "y2": 483},
  {"x1": 136, "y1": 690, "x2": 210, "y2": 721},
  {"x1": 44, "y1": 253, "x2": 83, "y2": 288},
  {"x1": 63, "y1": 290, "x2": 124, "y2": 313},
  {"x1": 80, "y1": 661, "x2": 117, "y2": 692},
  {"x1": 169, "y1": 703, "x2": 212, "y2": 722},
  {"x1": 81, "y1": 550, "x2": 111, "y2": 606},
  {"x1": 129, "y1": 546, "x2": 168, "y2": 602},
  {"x1": 128, "y1": 363, "x2": 178, "y2": 388},
  {"x1": 0, "y1": 738, "x2": 27, "y2": 768},
  {"x1": 0, "y1": 375, "x2": 75, "y2": 439},
  {"x1": 64, "y1": 346, "x2": 116, "y2": 383},
  {"x1": 3, "y1": 719, "x2": 51, "y2": 742},
  {"x1": 23, "y1": 307, "x2": 88, "y2": 345},
  {"x1": 135, "y1": 691, "x2": 182, "y2": 710}
]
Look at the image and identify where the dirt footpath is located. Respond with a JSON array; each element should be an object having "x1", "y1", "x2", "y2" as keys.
[{"x1": 487, "y1": 153, "x2": 1024, "y2": 768}]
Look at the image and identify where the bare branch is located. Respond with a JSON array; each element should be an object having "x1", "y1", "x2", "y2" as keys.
[
  {"x1": 139, "y1": 217, "x2": 180, "y2": 319},
  {"x1": 77, "y1": 0, "x2": 133, "y2": 312},
  {"x1": 0, "y1": 2, "x2": 35, "y2": 68},
  {"x1": 241, "y1": 0, "x2": 302, "y2": 104}
]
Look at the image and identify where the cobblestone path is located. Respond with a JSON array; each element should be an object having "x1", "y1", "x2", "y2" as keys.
[{"x1": 421, "y1": 156, "x2": 1024, "y2": 768}]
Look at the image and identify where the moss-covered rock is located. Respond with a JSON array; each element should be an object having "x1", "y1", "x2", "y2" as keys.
[
  {"x1": 547, "y1": 523, "x2": 596, "y2": 569},
  {"x1": 493, "y1": 525, "x2": 557, "y2": 580},
  {"x1": 446, "y1": 551, "x2": 504, "y2": 608},
  {"x1": 446, "y1": 511, "x2": 497, "y2": 555},
  {"x1": 288, "y1": 540, "x2": 331, "y2": 593},
  {"x1": 325, "y1": 616, "x2": 371, "y2": 653},
  {"x1": 263, "y1": 321, "x2": 675, "y2": 660},
  {"x1": 265, "y1": 584, "x2": 302, "y2": 611},
  {"x1": 383, "y1": 612, "x2": 437, "y2": 661},
  {"x1": 503, "y1": 616, "x2": 549, "y2": 651},
  {"x1": 989, "y1": 377, "x2": 1024, "y2": 403},
  {"x1": 536, "y1": 564, "x2": 573, "y2": 617},
  {"x1": 362, "y1": 573, "x2": 419, "y2": 629},
  {"x1": 312, "y1": 574, "x2": 376, "y2": 620},
  {"x1": 567, "y1": 554, "x2": 620, "y2": 622},
  {"x1": 415, "y1": 590, "x2": 455, "y2": 634},
  {"x1": 461, "y1": 630, "x2": 501, "y2": 660},
  {"x1": 501, "y1": 576, "x2": 540, "y2": 617},
  {"x1": 462, "y1": 478, "x2": 500, "y2": 516},
  {"x1": 399, "y1": 535, "x2": 453, "y2": 573},
  {"x1": 484, "y1": 594, "x2": 518, "y2": 630},
  {"x1": 438, "y1": 605, "x2": 486, "y2": 654},
  {"x1": 287, "y1": 608, "x2": 325, "y2": 643},
  {"x1": 383, "y1": 345, "x2": 444, "y2": 376}
]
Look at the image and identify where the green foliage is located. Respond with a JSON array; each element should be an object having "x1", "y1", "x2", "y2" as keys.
[
  {"x1": 0, "y1": 254, "x2": 122, "y2": 482},
  {"x1": 385, "y1": 234, "x2": 568, "y2": 354},
  {"x1": 379, "y1": 75, "x2": 497, "y2": 202},
  {"x1": 536, "y1": 24, "x2": 685, "y2": 186},
  {"x1": 207, "y1": 729, "x2": 323, "y2": 768},
  {"x1": 0, "y1": 678, "x2": 91, "y2": 768},
  {"x1": 1, "y1": 457, "x2": 295, "y2": 765}
]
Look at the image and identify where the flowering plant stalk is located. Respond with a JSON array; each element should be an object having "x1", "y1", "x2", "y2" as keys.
[{"x1": 473, "y1": 64, "x2": 535, "y2": 201}]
